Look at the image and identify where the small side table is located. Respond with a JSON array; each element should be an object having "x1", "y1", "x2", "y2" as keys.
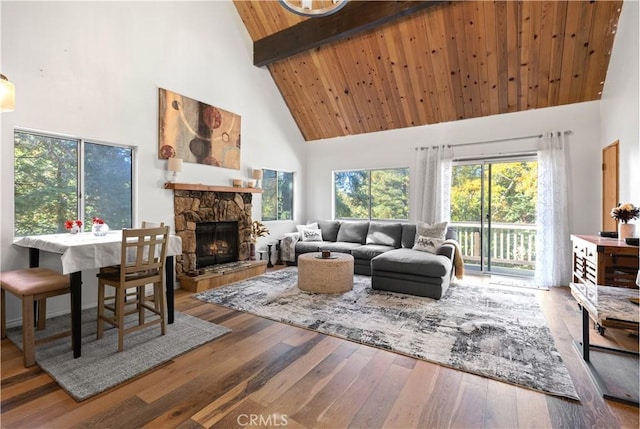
[
  {"x1": 266, "y1": 244, "x2": 274, "y2": 268},
  {"x1": 297, "y1": 252, "x2": 354, "y2": 293}
]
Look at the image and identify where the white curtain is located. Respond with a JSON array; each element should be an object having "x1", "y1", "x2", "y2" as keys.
[
  {"x1": 535, "y1": 131, "x2": 570, "y2": 287},
  {"x1": 412, "y1": 145, "x2": 453, "y2": 223}
]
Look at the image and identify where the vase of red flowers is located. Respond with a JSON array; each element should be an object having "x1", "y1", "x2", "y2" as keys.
[
  {"x1": 64, "y1": 219, "x2": 83, "y2": 234},
  {"x1": 91, "y1": 217, "x2": 110, "y2": 236}
]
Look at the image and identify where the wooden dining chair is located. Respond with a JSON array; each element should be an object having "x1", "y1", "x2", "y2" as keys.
[
  {"x1": 96, "y1": 226, "x2": 170, "y2": 352},
  {"x1": 1, "y1": 268, "x2": 71, "y2": 367},
  {"x1": 141, "y1": 221, "x2": 165, "y2": 229},
  {"x1": 139, "y1": 221, "x2": 165, "y2": 311},
  {"x1": 99, "y1": 221, "x2": 168, "y2": 315}
]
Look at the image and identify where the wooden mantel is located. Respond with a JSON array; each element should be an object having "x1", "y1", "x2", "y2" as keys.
[{"x1": 164, "y1": 182, "x2": 262, "y2": 194}]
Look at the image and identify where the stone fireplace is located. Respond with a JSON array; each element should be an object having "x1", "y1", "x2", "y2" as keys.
[
  {"x1": 195, "y1": 221, "x2": 239, "y2": 268},
  {"x1": 172, "y1": 188, "x2": 253, "y2": 275}
]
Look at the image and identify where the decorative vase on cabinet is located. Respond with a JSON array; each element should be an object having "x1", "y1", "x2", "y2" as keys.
[{"x1": 618, "y1": 222, "x2": 636, "y2": 240}]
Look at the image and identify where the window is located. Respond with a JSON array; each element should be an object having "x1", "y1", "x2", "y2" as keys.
[
  {"x1": 450, "y1": 157, "x2": 538, "y2": 276},
  {"x1": 14, "y1": 129, "x2": 135, "y2": 236},
  {"x1": 261, "y1": 169, "x2": 293, "y2": 221},
  {"x1": 334, "y1": 168, "x2": 409, "y2": 220}
]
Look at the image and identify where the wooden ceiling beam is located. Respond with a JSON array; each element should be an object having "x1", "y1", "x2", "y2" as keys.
[{"x1": 253, "y1": 0, "x2": 445, "y2": 67}]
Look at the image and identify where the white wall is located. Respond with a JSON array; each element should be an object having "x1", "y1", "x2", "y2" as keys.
[
  {"x1": 601, "y1": 0, "x2": 640, "y2": 212},
  {"x1": 306, "y1": 101, "x2": 603, "y2": 237},
  {"x1": 0, "y1": 1, "x2": 306, "y2": 323},
  {"x1": 1, "y1": 1, "x2": 637, "y2": 325}
]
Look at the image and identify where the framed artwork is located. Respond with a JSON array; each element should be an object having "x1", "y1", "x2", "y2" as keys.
[{"x1": 158, "y1": 88, "x2": 241, "y2": 170}]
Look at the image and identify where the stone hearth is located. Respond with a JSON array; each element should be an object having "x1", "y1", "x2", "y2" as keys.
[{"x1": 172, "y1": 189, "x2": 253, "y2": 275}]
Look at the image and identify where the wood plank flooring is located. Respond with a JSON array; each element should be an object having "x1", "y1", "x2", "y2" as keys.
[{"x1": 1, "y1": 277, "x2": 638, "y2": 428}]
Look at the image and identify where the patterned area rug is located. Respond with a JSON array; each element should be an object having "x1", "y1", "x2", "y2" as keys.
[
  {"x1": 195, "y1": 267, "x2": 578, "y2": 400},
  {"x1": 7, "y1": 309, "x2": 231, "y2": 401}
]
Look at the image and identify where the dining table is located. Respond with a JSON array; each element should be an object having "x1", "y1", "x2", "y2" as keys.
[{"x1": 13, "y1": 230, "x2": 183, "y2": 359}]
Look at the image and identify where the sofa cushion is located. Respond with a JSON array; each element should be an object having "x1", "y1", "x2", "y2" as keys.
[
  {"x1": 315, "y1": 220, "x2": 341, "y2": 242},
  {"x1": 416, "y1": 221, "x2": 448, "y2": 240},
  {"x1": 336, "y1": 221, "x2": 369, "y2": 244},
  {"x1": 372, "y1": 270, "x2": 448, "y2": 287},
  {"x1": 301, "y1": 228, "x2": 323, "y2": 242},
  {"x1": 295, "y1": 241, "x2": 361, "y2": 255},
  {"x1": 371, "y1": 248, "x2": 451, "y2": 278},
  {"x1": 351, "y1": 244, "x2": 396, "y2": 261},
  {"x1": 401, "y1": 223, "x2": 417, "y2": 248},
  {"x1": 366, "y1": 222, "x2": 402, "y2": 247},
  {"x1": 371, "y1": 271, "x2": 450, "y2": 299},
  {"x1": 295, "y1": 241, "x2": 331, "y2": 255},
  {"x1": 319, "y1": 242, "x2": 363, "y2": 253}
]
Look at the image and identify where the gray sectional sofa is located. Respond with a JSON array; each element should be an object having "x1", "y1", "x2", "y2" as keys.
[{"x1": 282, "y1": 220, "x2": 458, "y2": 299}]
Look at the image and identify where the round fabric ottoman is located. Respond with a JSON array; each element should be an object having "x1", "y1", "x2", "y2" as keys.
[{"x1": 297, "y1": 252, "x2": 354, "y2": 293}]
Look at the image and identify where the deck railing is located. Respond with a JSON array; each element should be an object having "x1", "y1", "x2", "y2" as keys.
[{"x1": 451, "y1": 222, "x2": 537, "y2": 271}]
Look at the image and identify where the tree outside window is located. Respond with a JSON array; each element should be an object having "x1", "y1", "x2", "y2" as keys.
[
  {"x1": 14, "y1": 130, "x2": 134, "y2": 236},
  {"x1": 334, "y1": 168, "x2": 409, "y2": 220},
  {"x1": 261, "y1": 169, "x2": 293, "y2": 221}
]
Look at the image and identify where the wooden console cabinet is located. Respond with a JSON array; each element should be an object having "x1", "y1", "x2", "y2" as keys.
[{"x1": 571, "y1": 234, "x2": 639, "y2": 288}]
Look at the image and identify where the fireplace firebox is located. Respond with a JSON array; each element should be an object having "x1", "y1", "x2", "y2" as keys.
[{"x1": 195, "y1": 221, "x2": 239, "y2": 268}]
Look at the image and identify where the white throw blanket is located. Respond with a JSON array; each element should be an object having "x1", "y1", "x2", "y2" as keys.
[{"x1": 281, "y1": 232, "x2": 300, "y2": 262}]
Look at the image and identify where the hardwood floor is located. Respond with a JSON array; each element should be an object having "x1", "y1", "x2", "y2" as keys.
[{"x1": 1, "y1": 277, "x2": 638, "y2": 428}]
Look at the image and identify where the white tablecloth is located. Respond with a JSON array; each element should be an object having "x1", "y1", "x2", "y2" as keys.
[{"x1": 14, "y1": 231, "x2": 182, "y2": 274}]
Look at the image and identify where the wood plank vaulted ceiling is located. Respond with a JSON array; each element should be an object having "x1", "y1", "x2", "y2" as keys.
[{"x1": 234, "y1": 1, "x2": 623, "y2": 141}]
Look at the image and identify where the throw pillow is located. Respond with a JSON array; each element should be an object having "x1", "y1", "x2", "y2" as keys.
[
  {"x1": 416, "y1": 221, "x2": 448, "y2": 241},
  {"x1": 413, "y1": 235, "x2": 445, "y2": 254},
  {"x1": 296, "y1": 222, "x2": 318, "y2": 235},
  {"x1": 301, "y1": 228, "x2": 323, "y2": 242}
]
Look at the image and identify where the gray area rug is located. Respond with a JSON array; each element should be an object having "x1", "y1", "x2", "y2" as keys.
[
  {"x1": 195, "y1": 267, "x2": 578, "y2": 400},
  {"x1": 7, "y1": 309, "x2": 230, "y2": 401}
]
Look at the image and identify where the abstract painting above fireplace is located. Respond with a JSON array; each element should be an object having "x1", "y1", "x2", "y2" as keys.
[{"x1": 158, "y1": 88, "x2": 241, "y2": 170}]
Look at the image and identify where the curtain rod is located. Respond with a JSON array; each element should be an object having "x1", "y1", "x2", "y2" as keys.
[{"x1": 415, "y1": 130, "x2": 572, "y2": 150}]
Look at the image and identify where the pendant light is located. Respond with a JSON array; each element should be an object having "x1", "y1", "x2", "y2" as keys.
[{"x1": 0, "y1": 74, "x2": 15, "y2": 112}]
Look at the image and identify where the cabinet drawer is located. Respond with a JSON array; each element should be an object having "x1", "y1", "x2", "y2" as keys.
[
  {"x1": 583, "y1": 245, "x2": 597, "y2": 264},
  {"x1": 573, "y1": 244, "x2": 597, "y2": 263}
]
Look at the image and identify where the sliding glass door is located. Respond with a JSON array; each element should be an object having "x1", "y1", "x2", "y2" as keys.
[{"x1": 450, "y1": 157, "x2": 538, "y2": 276}]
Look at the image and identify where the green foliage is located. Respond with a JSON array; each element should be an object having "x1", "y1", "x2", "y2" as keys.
[
  {"x1": 335, "y1": 168, "x2": 409, "y2": 220},
  {"x1": 277, "y1": 171, "x2": 293, "y2": 220},
  {"x1": 450, "y1": 161, "x2": 537, "y2": 224},
  {"x1": 371, "y1": 169, "x2": 409, "y2": 219},
  {"x1": 335, "y1": 170, "x2": 369, "y2": 219},
  {"x1": 14, "y1": 131, "x2": 133, "y2": 236},
  {"x1": 84, "y1": 143, "x2": 132, "y2": 229},
  {"x1": 14, "y1": 132, "x2": 78, "y2": 235},
  {"x1": 262, "y1": 169, "x2": 277, "y2": 221},
  {"x1": 261, "y1": 169, "x2": 293, "y2": 221}
]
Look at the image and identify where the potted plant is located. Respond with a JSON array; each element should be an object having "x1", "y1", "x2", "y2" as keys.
[
  {"x1": 610, "y1": 202, "x2": 639, "y2": 240},
  {"x1": 250, "y1": 220, "x2": 269, "y2": 260}
]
